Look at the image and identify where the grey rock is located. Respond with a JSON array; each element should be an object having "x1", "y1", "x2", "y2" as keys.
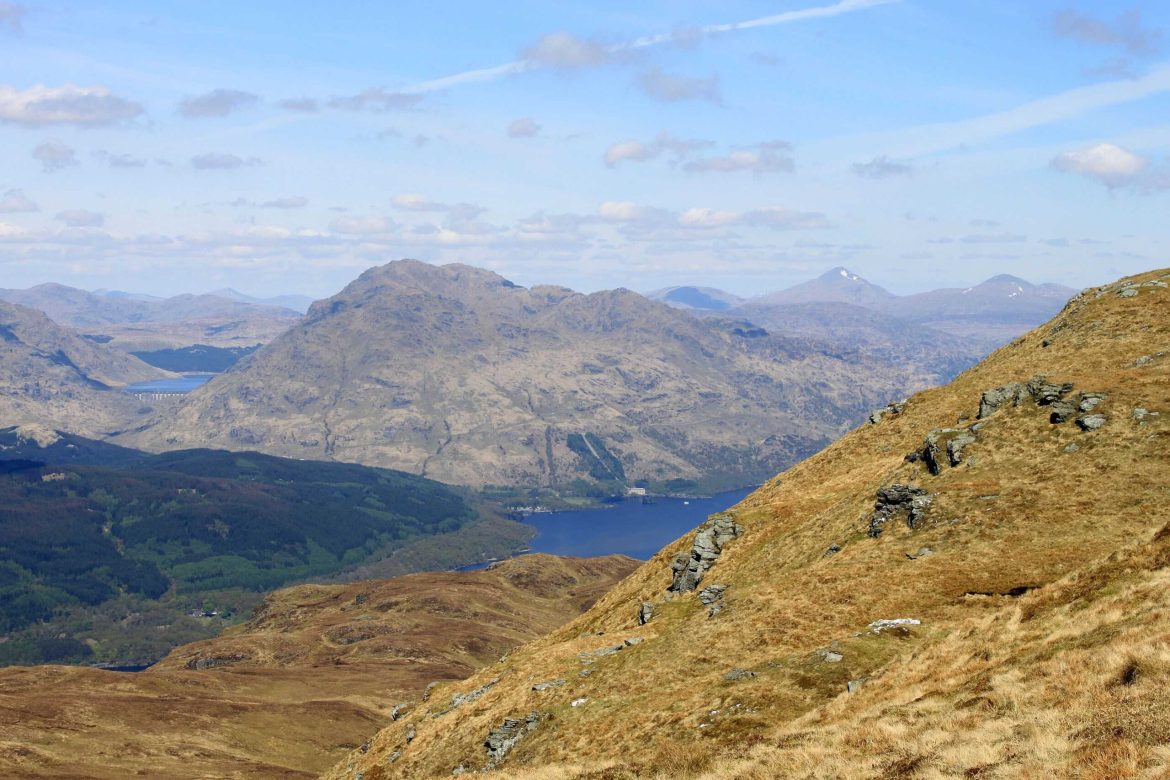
[
  {"x1": 405, "y1": 724, "x2": 416, "y2": 744},
  {"x1": 637, "y1": 601, "x2": 653, "y2": 625},
  {"x1": 723, "y1": 668, "x2": 757, "y2": 681},
  {"x1": 579, "y1": 669, "x2": 592, "y2": 677},
  {"x1": 916, "y1": 547, "x2": 934, "y2": 557},
  {"x1": 707, "y1": 602, "x2": 724, "y2": 619},
  {"x1": 185, "y1": 654, "x2": 246, "y2": 670},
  {"x1": 1078, "y1": 392, "x2": 1107, "y2": 412},
  {"x1": 816, "y1": 649, "x2": 844, "y2": 663},
  {"x1": 390, "y1": 704, "x2": 406, "y2": 721},
  {"x1": 847, "y1": 680, "x2": 864, "y2": 694},
  {"x1": 1063, "y1": 443, "x2": 1080, "y2": 453},
  {"x1": 869, "y1": 484, "x2": 932, "y2": 537},
  {"x1": 698, "y1": 584, "x2": 727, "y2": 605},
  {"x1": 386, "y1": 751, "x2": 401, "y2": 764},
  {"x1": 579, "y1": 644, "x2": 624, "y2": 660},
  {"x1": 823, "y1": 543, "x2": 842, "y2": 557},
  {"x1": 1134, "y1": 355, "x2": 1153, "y2": 366},
  {"x1": 1049, "y1": 400, "x2": 1077, "y2": 424},
  {"x1": 484, "y1": 712, "x2": 540, "y2": 767},
  {"x1": 946, "y1": 431, "x2": 977, "y2": 467},
  {"x1": 669, "y1": 511, "x2": 743, "y2": 593},
  {"x1": 623, "y1": 636, "x2": 644, "y2": 647},
  {"x1": 1076, "y1": 414, "x2": 1107, "y2": 431},
  {"x1": 868, "y1": 618, "x2": 921, "y2": 633},
  {"x1": 1120, "y1": 288, "x2": 1138, "y2": 298},
  {"x1": 451, "y1": 678, "x2": 497, "y2": 709},
  {"x1": 1133, "y1": 407, "x2": 1159, "y2": 422},
  {"x1": 422, "y1": 681, "x2": 440, "y2": 701},
  {"x1": 978, "y1": 381, "x2": 1027, "y2": 418},
  {"x1": 532, "y1": 679, "x2": 566, "y2": 692},
  {"x1": 1031, "y1": 378, "x2": 1074, "y2": 406},
  {"x1": 868, "y1": 401, "x2": 905, "y2": 425}
]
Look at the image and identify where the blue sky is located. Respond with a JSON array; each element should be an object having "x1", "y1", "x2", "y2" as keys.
[{"x1": 1, "y1": 0, "x2": 1168, "y2": 299}]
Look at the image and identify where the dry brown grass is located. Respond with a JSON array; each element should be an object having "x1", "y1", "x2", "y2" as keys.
[
  {"x1": 326, "y1": 269, "x2": 1170, "y2": 779},
  {"x1": 0, "y1": 554, "x2": 636, "y2": 780}
]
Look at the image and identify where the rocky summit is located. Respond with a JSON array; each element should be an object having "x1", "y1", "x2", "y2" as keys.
[
  {"x1": 327, "y1": 268, "x2": 1170, "y2": 779},
  {"x1": 124, "y1": 259, "x2": 934, "y2": 491}
]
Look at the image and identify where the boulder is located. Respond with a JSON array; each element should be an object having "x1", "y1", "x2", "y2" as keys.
[
  {"x1": 1049, "y1": 400, "x2": 1077, "y2": 424},
  {"x1": 1078, "y1": 392, "x2": 1107, "y2": 412},
  {"x1": 723, "y1": 668, "x2": 757, "y2": 681},
  {"x1": 1076, "y1": 414, "x2": 1107, "y2": 431},
  {"x1": 637, "y1": 602, "x2": 653, "y2": 625},
  {"x1": 868, "y1": 485, "x2": 932, "y2": 537},
  {"x1": 868, "y1": 618, "x2": 921, "y2": 634},
  {"x1": 978, "y1": 381, "x2": 1027, "y2": 418},
  {"x1": 531, "y1": 679, "x2": 566, "y2": 692},
  {"x1": 868, "y1": 401, "x2": 905, "y2": 425},
  {"x1": 698, "y1": 584, "x2": 727, "y2": 605}
]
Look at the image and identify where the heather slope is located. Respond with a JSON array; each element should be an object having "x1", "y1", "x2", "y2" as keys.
[
  {"x1": 0, "y1": 554, "x2": 637, "y2": 780},
  {"x1": 327, "y1": 268, "x2": 1170, "y2": 779},
  {"x1": 126, "y1": 260, "x2": 929, "y2": 491}
]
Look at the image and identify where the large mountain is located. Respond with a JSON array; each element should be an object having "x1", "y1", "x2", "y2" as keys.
[
  {"x1": 330, "y1": 268, "x2": 1170, "y2": 779},
  {"x1": 0, "y1": 554, "x2": 637, "y2": 780},
  {"x1": 208, "y1": 287, "x2": 316, "y2": 314},
  {"x1": 0, "y1": 300, "x2": 168, "y2": 435},
  {"x1": 124, "y1": 260, "x2": 940, "y2": 491},
  {"x1": 752, "y1": 266, "x2": 900, "y2": 308}
]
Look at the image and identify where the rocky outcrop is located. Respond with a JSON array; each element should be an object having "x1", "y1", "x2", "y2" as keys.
[
  {"x1": 485, "y1": 713, "x2": 540, "y2": 767},
  {"x1": 868, "y1": 401, "x2": 905, "y2": 425},
  {"x1": 669, "y1": 512, "x2": 743, "y2": 593},
  {"x1": 185, "y1": 653, "x2": 247, "y2": 670},
  {"x1": 868, "y1": 485, "x2": 932, "y2": 538},
  {"x1": 978, "y1": 375, "x2": 1073, "y2": 419},
  {"x1": 922, "y1": 428, "x2": 977, "y2": 474},
  {"x1": 637, "y1": 602, "x2": 653, "y2": 625},
  {"x1": 1076, "y1": 414, "x2": 1107, "y2": 431},
  {"x1": 531, "y1": 679, "x2": 565, "y2": 692}
]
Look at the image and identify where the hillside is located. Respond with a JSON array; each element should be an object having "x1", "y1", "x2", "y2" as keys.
[
  {"x1": 0, "y1": 300, "x2": 168, "y2": 436},
  {"x1": 328, "y1": 268, "x2": 1170, "y2": 779},
  {"x1": 0, "y1": 434, "x2": 529, "y2": 666},
  {"x1": 0, "y1": 554, "x2": 637, "y2": 780},
  {"x1": 124, "y1": 260, "x2": 937, "y2": 493}
]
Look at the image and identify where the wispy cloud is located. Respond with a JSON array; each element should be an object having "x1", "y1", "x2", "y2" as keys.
[
  {"x1": 328, "y1": 88, "x2": 423, "y2": 112},
  {"x1": 507, "y1": 117, "x2": 540, "y2": 137},
  {"x1": 0, "y1": 2, "x2": 25, "y2": 33},
  {"x1": 1052, "y1": 7, "x2": 1161, "y2": 56},
  {"x1": 55, "y1": 209, "x2": 104, "y2": 227},
  {"x1": 683, "y1": 141, "x2": 793, "y2": 174},
  {"x1": 400, "y1": 0, "x2": 900, "y2": 94},
  {"x1": 190, "y1": 152, "x2": 263, "y2": 170},
  {"x1": 0, "y1": 188, "x2": 37, "y2": 213},
  {"x1": 852, "y1": 154, "x2": 914, "y2": 178},
  {"x1": 604, "y1": 131, "x2": 713, "y2": 167},
  {"x1": 636, "y1": 67, "x2": 721, "y2": 103}
]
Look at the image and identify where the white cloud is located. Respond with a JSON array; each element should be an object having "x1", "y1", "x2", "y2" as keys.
[
  {"x1": 507, "y1": 117, "x2": 540, "y2": 138},
  {"x1": 0, "y1": 84, "x2": 143, "y2": 126},
  {"x1": 603, "y1": 131, "x2": 713, "y2": 167},
  {"x1": 391, "y1": 194, "x2": 485, "y2": 224},
  {"x1": 179, "y1": 88, "x2": 260, "y2": 118},
  {"x1": 95, "y1": 150, "x2": 148, "y2": 168},
  {"x1": 598, "y1": 201, "x2": 654, "y2": 222},
  {"x1": 0, "y1": 188, "x2": 37, "y2": 213},
  {"x1": 32, "y1": 139, "x2": 77, "y2": 172},
  {"x1": 329, "y1": 215, "x2": 397, "y2": 235},
  {"x1": 55, "y1": 209, "x2": 104, "y2": 227},
  {"x1": 743, "y1": 207, "x2": 833, "y2": 230},
  {"x1": 1051, "y1": 142, "x2": 1152, "y2": 188},
  {"x1": 679, "y1": 208, "x2": 739, "y2": 228},
  {"x1": 636, "y1": 67, "x2": 721, "y2": 103}
]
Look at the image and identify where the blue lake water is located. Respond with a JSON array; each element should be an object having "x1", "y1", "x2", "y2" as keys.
[
  {"x1": 125, "y1": 374, "x2": 214, "y2": 393},
  {"x1": 521, "y1": 486, "x2": 756, "y2": 560}
]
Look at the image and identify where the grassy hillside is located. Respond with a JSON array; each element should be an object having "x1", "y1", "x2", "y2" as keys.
[
  {"x1": 0, "y1": 440, "x2": 530, "y2": 665},
  {"x1": 0, "y1": 555, "x2": 637, "y2": 780},
  {"x1": 328, "y1": 269, "x2": 1170, "y2": 779}
]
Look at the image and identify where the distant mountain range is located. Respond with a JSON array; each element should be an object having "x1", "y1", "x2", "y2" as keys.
[
  {"x1": 124, "y1": 260, "x2": 947, "y2": 493},
  {"x1": 648, "y1": 267, "x2": 1076, "y2": 353},
  {"x1": 0, "y1": 283, "x2": 307, "y2": 356}
]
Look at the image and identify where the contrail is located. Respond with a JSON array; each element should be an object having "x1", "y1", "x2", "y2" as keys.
[{"x1": 403, "y1": 0, "x2": 900, "y2": 94}]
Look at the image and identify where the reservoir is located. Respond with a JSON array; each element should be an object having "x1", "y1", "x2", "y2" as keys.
[
  {"x1": 521, "y1": 486, "x2": 756, "y2": 560},
  {"x1": 125, "y1": 374, "x2": 214, "y2": 394}
]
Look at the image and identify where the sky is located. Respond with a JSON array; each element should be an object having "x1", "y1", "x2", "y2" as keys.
[{"x1": 1, "y1": 1, "x2": 1168, "y2": 300}]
